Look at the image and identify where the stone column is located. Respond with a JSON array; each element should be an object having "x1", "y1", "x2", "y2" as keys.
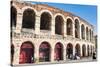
[
  {"x1": 85, "y1": 45, "x2": 87, "y2": 56},
  {"x1": 89, "y1": 30, "x2": 91, "y2": 41},
  {"x1": 88, "y1": 29, "x2": 90, "y2": 41},
  {"x1": 72, "y1": 23, "x2": 75, "y2": 37},
  {"x1": 35, "y1": 13, "x2": 40, "y2": 34},
  {"x1": 51, "y1": 47, "x2": 54, "y2": 62},
  {"x1": 15, "y1": 12, "x2": 23, "y2": 33},
  {"x1": 51, "y1": 18, "x2": 55, "y2": 35},
  {"x1": 63, "y1": 21, "x2": 67, "y2": 37},
  {"x1": 84, "y1": 27, "x2": 86, "y2": 40},
  {"x1": 34, "y1": 45, "x2": 39, "y2": 63},
  {"x1": 80, "y1": 45, "x2": 83, "y2": 57},
  {"x1": 91, "y1": 31, "x2": 93, "y2": 42},
  {"x1": 80, "y1": 24, "x2": 82, "y2": 39},
  {"x1": 13, "y1": 43, "x2": 20, "y2": 65},
  {"x1": 73, "y1": 45, "x2": 75, "y2": 57},
  {"x1": 63, "y1": 47, "x2": 66, "y2": 61}
]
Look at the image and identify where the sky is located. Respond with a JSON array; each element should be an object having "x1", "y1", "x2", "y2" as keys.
[{"x1": 31, "y1": 1, "x2": 97, "y2": 34}]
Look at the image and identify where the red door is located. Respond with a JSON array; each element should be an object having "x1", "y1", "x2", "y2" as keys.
[
  {"x1": 19, "y1": 51, "x2": 26, "y2": 63},
  {"x1": 19, "y1": 42, "x2": 34, "y2": 64}
]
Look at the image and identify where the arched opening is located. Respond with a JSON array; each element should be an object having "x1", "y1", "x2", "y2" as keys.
[
  {"x1": 39, "y1": 42, "x2": 51, "y2": 62},
  {"x1": 82, "y1": 44, "x2": 86, "y2": 57},
  {"x1": 40, "y1": 12, "x2": 51, "y2": 30},
  {"x1": 19, "y1": 41, "x2": 34, "y2": 64},
  {"x1": 67, "y1": 18, "x2": 73, "y2": 35},
  {"x1": 55, "y1": 15, "x2": 64, "y2": 35},
  {"x1": 86, "y1": 27, "x2": 88, "y2": 40},
  {"x1": 11, "y1": 44, "x2": 14, "y2": 65},
  {"x1": 75, "y1": 19, "x2": 80, "y2": 38},
  {"x1": 22, "y1": 9, "x2": 35, "y2": 29},
  {"x1": 66, "y1": 43, "x2": 73, "y2": 59},
  {"x1": 75, "y1": 44, "x2": 80, "y2": 57},
  {"x1": 54, "y1": 42, "x2": 63, "y2": 61},
  {"x1": 11, "y1": 6, "x2": 17, "y2": 27},
  {"x1": 87, "y1": 45, "x2": 90, "y2": 56},
  {"x1": 81, "y1": 24, "x2": 85, "y2": 39},
  {"x1": 87, "y1": 45, "x2": 89, "y2": 56}
]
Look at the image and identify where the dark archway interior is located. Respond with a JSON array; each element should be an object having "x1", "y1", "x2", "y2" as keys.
[
  {"x1": 40, "y1": 12, "x2": 51, "y2": 30},
  {"x1": 75, "y1": 19, "x2": 79, "y2": 38},
  {"x1": 81, "y1": 25, "x2": 85, "y2": 39},
  {"x1": 19, "y1": 41, "x2": 34, "y2": 64},
  {"x1": 39, "y1": 42, "x2": 51, "y2": 62},
  {"x1": 22, "y1": 9, "x2": 35, "y2": 29},
  {"x1": 75, "y1": 44, "x2": 80, "y2": 56},
  {"x1": 66, "y1": 43, "x2": 73, "y2": 59},
  {"x1": 11, "y1": 6, "x2": 17, "y2": 27},
  {"x1": 87, "y1": 45, "x2": 89, "y2": 56},
  {"x1": 55, "y1": 16, "x2": 64, "y2": 35},
  {"x1": 54, "y1": 43, "x2": 63, "y2": 61},
  {"x1": 82, "y1": 45, "x2": 86, "y2": 57},
  {"x1": 67, "y1": 19, "x2": 72, "y2": 35}
]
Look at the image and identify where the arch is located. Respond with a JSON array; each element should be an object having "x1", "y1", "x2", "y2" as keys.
[
  {"x1": 54, "y1": 42, "x2": 63, "y2": 61},
  {"x1": 22, "y1": 6, "x2": 37, "y2": 14},
  {"x1": 40, "y1": 10, "x2": 53, "y2": 18},
  {"x1": 87, "y1": 45, "x2": 89, "y2": 56},
  {"x1": 66, "y1": 43, "x2": 73, "y2": 59},
  {"x1": 75, "y1": 44, "x2": 80, "y2": 57},
  {"x1": 86, "y1": 27, "x2": 88, "y2": 40},
  {"x1": 39, "y1": 41, "x2": 51, "y2": 62},
  {"x1": 55, "y1": 15, "x2": 64, "y2": 35},
  {"x1": 40, "y1": 12, "x2": 52, "y2": 30},
  {"x1": 82, "y1": 44, "x2": 86, "y2": 57},
  {"x1": 22, "y1": 8, "x2": 35, "y2": 29},
  {"x1": 66, "y1": 18, "x2": 73, "y2": 35},
  {"x1": 11, "y1": 6, "x2": 17, "y2": 27},
  {"x1": 75, "y1": 19, "x2": 80, "y2": 38},
  {"x1": 19, "y1": 41, "x2": 34, "y2": 64},
  {"x1": 81, "y1": 24, "x2": 85, "y2": 39},
  {"x1": 11, "y1": 44, "x2": 14, "y2": 65}
]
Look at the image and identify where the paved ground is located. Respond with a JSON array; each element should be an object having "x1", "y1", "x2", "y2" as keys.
[{"x1": 13, "y1": 57, "x2": 97, "y2": 67}]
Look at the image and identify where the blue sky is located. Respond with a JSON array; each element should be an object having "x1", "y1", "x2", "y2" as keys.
[{"x1": 31, "y1": 1, "x2": 97, "y2": 33}]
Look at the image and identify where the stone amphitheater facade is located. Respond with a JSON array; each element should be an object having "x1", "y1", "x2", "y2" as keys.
[{"x1": 11, "y1": 0, "x2": 95, "y2": 65}]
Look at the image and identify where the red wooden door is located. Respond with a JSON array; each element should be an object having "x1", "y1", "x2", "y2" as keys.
[{"x1": 19, "y1": 42, "x2": 34, "y2": 64}]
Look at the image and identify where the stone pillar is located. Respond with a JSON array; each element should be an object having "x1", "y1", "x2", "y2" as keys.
[
  {"x1": 63, "y1": 47, "x2": 66, "y2": 61},
  {"x1": 73, "y1": 45, "x2": 75, "y2": 57},
  {"x1": 51, "y1": 18, "x2": 55, "y2": 35},
  {"x1": 85, "y1": 45, "x2": 87, "y2": 56},
  {"x1": 80, "y1": 24, "x2": 82, "y2": 39},
  {"x1": 13, "y1": 43, "x2": 20, "y2": 65},
  {"x1": 15, "y1": 12, "x2": 23, "y2": 33},
  {"x1": 72, "y1": 23, "x2": 75, "y2": 37},
  {"x1": 35, "y1": 14, "x2": 40, "y2": 34},
  {"x1": 91, "y1": 31, "x2": 93, "y2": 42},
  {"x1": 34, "y1": 45, "x2": 39, "y2": 63},
  {"x1": 88, "y1": 29, "x2": 90, "y2": 41},
  {"x1": 84, "y1": 27, "x2": 86, "y2": 40},
  {"x1": 63, "y1": 21, "x2": 67, "y2": 37},
  {"x1": 51, "y1": 47, "x2": 54, "y2": 62},
  {"x1": 80, "y1": 45, "x2": 83, "y2": 57}
]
